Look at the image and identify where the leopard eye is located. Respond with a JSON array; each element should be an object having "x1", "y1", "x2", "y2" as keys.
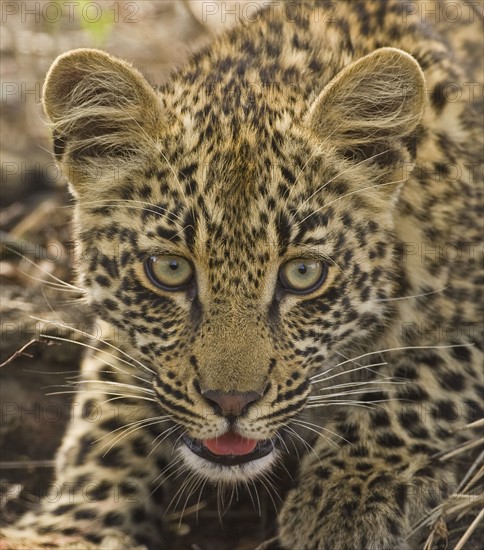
[
  {"x1": 279, "y1": 258, "x2": 327, "y2": 294},
  {"x1": 145, "y1": 255, "x2": 194, "y2": 290}
]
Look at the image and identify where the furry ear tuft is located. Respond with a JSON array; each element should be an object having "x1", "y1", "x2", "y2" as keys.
[
  {"x1": 43, "y1": 49, "x2": 163, "y2": 193},
  {"x1": 306, "y1": 48, "x2": 426, "y2": 153}
]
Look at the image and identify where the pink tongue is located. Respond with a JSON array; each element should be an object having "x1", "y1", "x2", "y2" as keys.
[{"x1": 203, "y1": 432, "x2": 257, "y2": 456}]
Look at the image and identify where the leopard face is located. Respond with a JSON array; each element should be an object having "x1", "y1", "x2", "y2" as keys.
[{"x1": 43, "y1": 41, "x2": 425, "y2": 481}]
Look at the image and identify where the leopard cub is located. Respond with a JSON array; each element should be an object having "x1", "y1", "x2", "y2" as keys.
[{"x1": 6, "y1": 1, "x2": 483, "y2": 548}]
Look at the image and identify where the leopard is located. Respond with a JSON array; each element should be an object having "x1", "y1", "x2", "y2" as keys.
[{"x1": 3, "y1": 0, "x2": 483, "y2": 548}]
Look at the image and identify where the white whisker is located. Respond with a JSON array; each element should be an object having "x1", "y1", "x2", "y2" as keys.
[
  {"x1": 46, "y1": 390, "x2": 157, "y2": 403},
  {"x1": 306, "y1": 399, "x2": 396, "y2": 410},
  {"x1": 258, "y1": 471, "x2": 281, "y2": 513},
  {"x1": 31, "y1": 316, "x2": 156, "y2": 376},
  {"x1": 310, "y1": 343, "x2": 473, "y2": 382},
  {"x1": 148, "y1": 425, "x2": 182, "y2": 457},
  {"x1": 310, "y1": 361, "x2": 388, "y2": 383},
  {"x1": 74, "y1": 379, "x2": 154, "y2": 394},
  {"x1": 151, "y1": 455, "x2": 185, "y2": 489},
  {"x1": 100, "y1": 418, "x2": 172, "y2": 455},
  {"x1": 294, "y1": 148, "x2": 393, "y2": 215},
  {"x1": 283, "y1": 425, "x2": 322, "y2": 464},
  {"x1": 298, "y1": 178, "x2": 405, "y2": 226},
  {"x1": 292, "y1": 419, "x2": 343, "y2": 448},
  {"x1": 6, "y1": 247, "x2": 82, "y2": 291},
  {"x1": 375, "y1": 286, "x2": 449, "y2": 302},
  {"x1": 93, "y1": 416, "x2": 170, "y2": 443},
  {"x1": 37, "y1": 334, "x2": 152, "y2": 385},
  {"x1": 310, "y1": 377, "x2": 402, "y2": 392},
  {"x1": 309, "y1": 387, "x2": 399, "y2": 400}
]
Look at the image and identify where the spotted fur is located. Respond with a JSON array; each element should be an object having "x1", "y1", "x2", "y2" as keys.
[{"x1": 8, "y1": 1, "x2": 483, "y2": 548}]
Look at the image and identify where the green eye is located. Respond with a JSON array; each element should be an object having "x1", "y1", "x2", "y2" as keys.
[
  {"x1": 279, "y1": 258, "x2": 327, "y2": 293},
  {"x1": 145, "y1": 255, "x2": 194, "y2": 290}
]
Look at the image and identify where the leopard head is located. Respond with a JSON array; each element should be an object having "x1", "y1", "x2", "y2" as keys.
[{"x1": 43, "y1": 45, "x2": 425, "y2": 481}]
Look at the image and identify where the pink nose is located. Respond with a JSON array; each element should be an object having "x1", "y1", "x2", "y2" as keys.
[{"x1": 201, "y1": 389, "x2": 262, "y2": 417}]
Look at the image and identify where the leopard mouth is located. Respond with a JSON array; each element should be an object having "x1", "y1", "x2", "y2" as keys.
[{"x1": 181, "y1": 432, "x2": 275, "y2": 466}]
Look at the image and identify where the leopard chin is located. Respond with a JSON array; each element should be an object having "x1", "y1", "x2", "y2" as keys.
[{"x1": 178, "y1": 441, "x2": 279, "y2": 483}]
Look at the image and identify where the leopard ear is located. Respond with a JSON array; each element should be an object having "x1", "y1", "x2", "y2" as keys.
[
  {"x1": 43, "y1": 49, "x2": 163, "y2": 195},
  {"x1": 306, "y1": 48, "x2": 426, "y2": 156}
]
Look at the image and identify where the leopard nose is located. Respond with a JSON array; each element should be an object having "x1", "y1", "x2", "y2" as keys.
[{"x1": 201, "y1": 389, "x2": 262, "y2": 417}]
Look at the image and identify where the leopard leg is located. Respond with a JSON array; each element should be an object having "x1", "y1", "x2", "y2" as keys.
[
  {"x1": 276, "y1": 355, "x2": 481, "y2": 550},
  {"x1": 9, "y1": 348, "x2": 176, "y2": 549}
]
